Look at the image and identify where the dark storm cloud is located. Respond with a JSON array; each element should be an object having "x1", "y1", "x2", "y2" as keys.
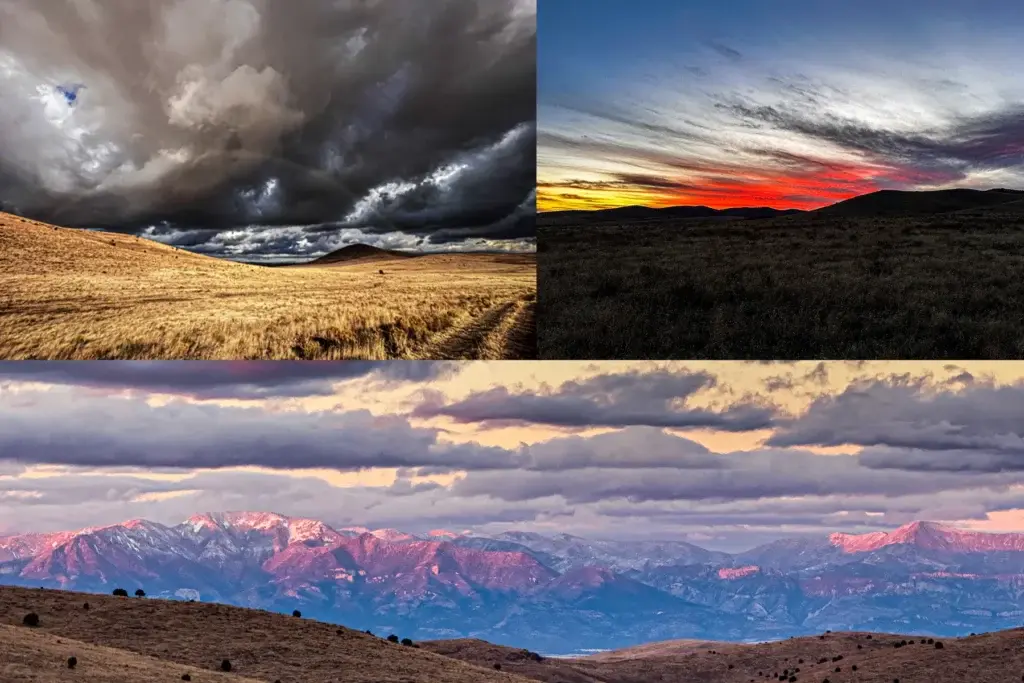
[
  {"x1": 0, "y1": 360, "x2": 454, "y2": 399},
  {"x1": 414, "y1": 369, "x2": 778, "y2": 431},
  {"x1": 768, "y1": 378, "x2": 1024, "y2": 469},
  {"x1": 0, "y1": 0, "x2": 535, "y2": 255}
]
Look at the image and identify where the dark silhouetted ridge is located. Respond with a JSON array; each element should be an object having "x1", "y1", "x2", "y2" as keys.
[
  {"x1": 539, "y1": 204, "x2": 804, "y2": 226},
  {"x1": 815, "y1": 188, "x2": 1024, "y2": 217},
  {"x1": 310, "y1": 244, "x2": 418, "y2": 265}
]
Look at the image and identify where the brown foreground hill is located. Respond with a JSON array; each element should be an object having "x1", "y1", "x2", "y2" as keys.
[
  {"x1": 2, "y1": 585, "x2": 1023, "y2": 683},
  {"x1": 0, "y1": 585, "x2": 529, "y2": 683},
  {"x1": 425, "y1": 630, "x2": 1024, "y2": 683},
  {"x1": 0, "y1": 213, "x2": 535, "y2": 360}
]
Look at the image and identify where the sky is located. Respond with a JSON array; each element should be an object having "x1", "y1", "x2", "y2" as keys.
[
  {"x1": 6, "y1": 360, "x2": 1024, "y2": 552},
  {"x1": 537, "y1": 0, "x2": 1024, "y2": 212},
  {"x1": 0, "y1": 0, "x2": 536, "y2": 261}
]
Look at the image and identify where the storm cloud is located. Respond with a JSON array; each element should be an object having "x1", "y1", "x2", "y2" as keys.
[{"x1": 0, "y1": 0, "x2": 536, "y2": 258}]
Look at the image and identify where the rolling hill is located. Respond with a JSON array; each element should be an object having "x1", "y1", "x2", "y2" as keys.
[
  {"x1": 9, "y1": 581, "x2": 1023, "y2": 683},
  {"x1": 0, "y1": 584, "x2": 527, "y2": 683},
  {"x1": 813, "y1": 188, "x2": 1024, "y2": 217},
  {"x1": 309, "y1": 243, "x2": 419, "y2": 265}
]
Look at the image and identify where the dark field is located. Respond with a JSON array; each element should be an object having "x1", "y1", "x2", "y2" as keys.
[{"x1": 538, "y1": 205, "x2": 1024, "y2": 359}]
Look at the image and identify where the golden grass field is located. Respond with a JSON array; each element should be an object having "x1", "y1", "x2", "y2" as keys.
[
  {"x1": 1, "y1": 585, "x2": 1021, "y2": 683},
  {"x1": 0, "y1": 213, "x2": 536, "y2": 360}
]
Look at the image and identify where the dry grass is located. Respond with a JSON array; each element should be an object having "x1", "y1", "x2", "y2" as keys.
[
  {"x1": 427, "y1": 631, "x2": 1024, "y2": 683},
  {"x1": 539, "y1": 207, "x2": 1024, "y2": 358},
  {"x1": 0, "y1": 213, "x2": 536, "y2": 359},
  {"x1": 0, "y1": 585, "x2": 532, "y2": 683},
  {"x1": 0, "y1": 624, "x2": 263, "y2": 683},
  {"x1": 2, "y1": 585, "x2": 1018, "y2": 683}
]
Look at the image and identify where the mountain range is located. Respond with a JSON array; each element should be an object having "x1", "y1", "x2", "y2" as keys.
[
  {"x1": 4, "y1": 513, "x2": 1024, "y2": 653},
  {"x1": 537, "y1": 187, "x2": 1024, "y2": 227}
]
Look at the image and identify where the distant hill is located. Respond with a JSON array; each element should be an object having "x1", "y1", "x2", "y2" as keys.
[
  {"x1": 310, "y1": 243, "x2": 418, "y2": 265},
  {"x1": 538, "y1": 205, "x2": 804, "y2": 227},
  {"x1": 815, "y1": 188, "x2": 1024, "y2": 217}
]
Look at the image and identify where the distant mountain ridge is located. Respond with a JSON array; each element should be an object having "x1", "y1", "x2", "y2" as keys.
[
  {"x1": 539, "y1": 187, "x2": 1024, "y2": 226},
  {"x1": 538, "y1": 204, "x2": 804, "y2": 226},
  {"x1": 813, "y1": 188, "x2": 1024, "y2": 217},
  {"x1": 4, "y1": 513, "x2": 1024, "y2": 652}
]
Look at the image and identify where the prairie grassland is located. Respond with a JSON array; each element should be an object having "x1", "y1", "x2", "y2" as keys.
[
  {"x1": 539, "y1": 207, "x2": 1024, "y2": 359},
  {"x1": 0, "y1": 213, "x2": 535, "y2": 360}
]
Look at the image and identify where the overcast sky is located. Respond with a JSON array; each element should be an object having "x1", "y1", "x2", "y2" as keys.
[
  {"x1": 538, "y1": 0, "x2": 1024, "y2": 212},
  {"x1": 5, "y1": 361, "x2": 1024, "y2": 552},
  {"x1": 0, "y1": 0, "x2": 536, "y2": 260}
]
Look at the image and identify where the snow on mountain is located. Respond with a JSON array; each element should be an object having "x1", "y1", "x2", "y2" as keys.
[{"x1": 4, "y1": 516, "x2": 1024, "y2": 649}]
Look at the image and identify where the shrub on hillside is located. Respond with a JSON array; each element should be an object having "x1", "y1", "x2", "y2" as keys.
[
  {"x1": 83, "y1": 602, "x2": 89, "y2": 610},
  {"x1": 66, "y1": 656, "x2": 77, "y2": 669},
  {"x1": 22, "y1": 613, "x2": 39, "y2": 627},
  {"x1": 934, "y1": 641, "x2": 944, "y2": 649},
  {"x1": 112, "y1": 588, "x2": 128, "y2": 597},
  {"x1": 220, "y1": 659, "x2": 232, "y2": 672},
  {"x1": 292, "y1": 609, "x2": 302, "y2": 618},
  {"x1": 493, "y1": 663, "x2": 501, "y2": 670},
  {"x1": 387, "y1": 634, "x2": 399, "y2": 643},
  {"x1": 401, "y1": 637, "x2": 413, "y2": 646},
  {"x1": 135, "y1": 589, "x2": 145, "y2": 597},
  {"x1": 181, "y1": 675, "x2": 191, "y2": 681}
]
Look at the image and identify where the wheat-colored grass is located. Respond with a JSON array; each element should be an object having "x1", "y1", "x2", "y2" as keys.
[{"x1": 0, "y1": 213, "x2": 536, "y2": 360}]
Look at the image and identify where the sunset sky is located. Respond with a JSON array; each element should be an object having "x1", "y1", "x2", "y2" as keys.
[
  {"x1": 5, "y1": 361, "x2": 1024, "y2": 551},
  {"x1": 537, "y1": 0, "x2": 1024, "y2": 212}
]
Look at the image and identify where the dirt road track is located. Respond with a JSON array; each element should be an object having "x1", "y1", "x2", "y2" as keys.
[{"x1": 417, "y1": 295, "x2": 536, "y2": 360}]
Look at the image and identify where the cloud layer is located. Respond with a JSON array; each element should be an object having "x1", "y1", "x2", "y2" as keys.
[
  {"x1": 5, "y1": 361, "x2": 1024, "y2": 548},
  {"x1": 0, "y1": 0, "x2": 536, "y2": 257}
]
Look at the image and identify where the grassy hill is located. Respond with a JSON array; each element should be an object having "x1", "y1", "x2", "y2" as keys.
[
  {"x1": 0, "y1": 212, "x2": 535, "y2": 360},
  {"x1": 2, "y1": 585, "x2": 1021, "y2": 682},
  {"x1": 428, "y1": 630, "x2": 1024, "y2": 683},
  {"x1": 310, "y1": 244, "x2": 419, "y2": 265},
  {"x1": 0, "y1": 585, "x2": 529, "y2": 683}
]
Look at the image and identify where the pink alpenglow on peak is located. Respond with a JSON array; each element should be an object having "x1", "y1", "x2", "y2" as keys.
[
  {"x1": 718, "y1": 566, "x2": 760, "y2": 579},
  {"x1": 426, "y1": 529, "x2": 465, "y2": 539},
  {"x1": 829, "y1": 521, "x2": 1024, "y2": 553},
  {"x1": 368, "y1": 528, "x2": 417, "y2": 543}
]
